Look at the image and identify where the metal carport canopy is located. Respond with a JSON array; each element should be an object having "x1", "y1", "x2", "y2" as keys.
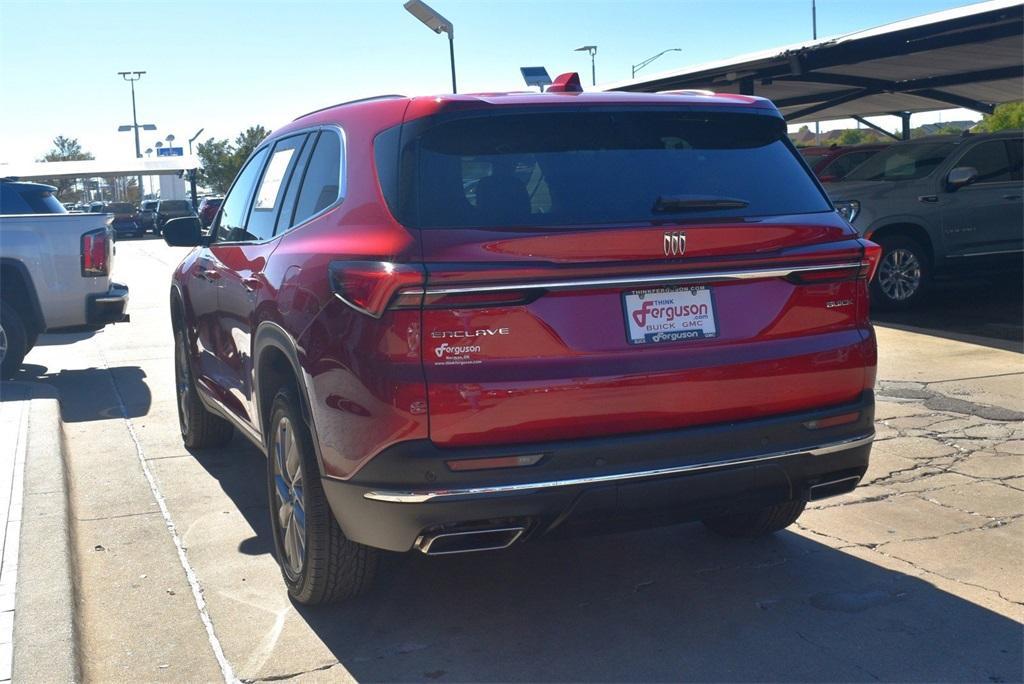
[
  {"x1": 605, "y1": 0, "x2": 1023, "y2": 125},
  {"x1": 1, "y1": 156, "x2": 199, "y2": 181}
]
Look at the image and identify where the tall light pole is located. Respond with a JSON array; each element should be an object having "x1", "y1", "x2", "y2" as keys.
[
  {"x1": 574, "y1": 45, "x2": 597, "y2": 86},
  {"x1": 117, "y1": 70, "x2": 154, "y2": 203},
  {"x1": 188, "y1": 128, "x2": 204, "y2": 156},
  {"x1": 632, "y1": 48, "x2": 681, "y2": 79},
  {"x1": 404, "y1": 0, "x2": 457, "y2": 93}
]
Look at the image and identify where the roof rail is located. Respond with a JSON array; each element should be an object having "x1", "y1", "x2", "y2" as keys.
[{"x1": 292, "y1": 95, "x2": 406, "y2": 121}]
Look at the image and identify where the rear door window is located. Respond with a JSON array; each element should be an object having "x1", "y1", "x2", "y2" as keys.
[
  {"x1": 389, "y1": 110, "x2": 830, "y2": 228},
  {"x1": 955, "y1": 140, "x2": 1015, "y2": 184},
  {"x1": 292, "y1": 129, "x2": 343, "y2": 227},
  {"x1": 215, "y1": 146, "x2": 270, "y2": 242},
  {"x1": 246, "y1": 134, "x2": 309, "y2": 241}
]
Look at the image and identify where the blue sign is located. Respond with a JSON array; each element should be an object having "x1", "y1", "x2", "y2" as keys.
[{"x1": 157, "y1": 147, "x2": 184, "y2": 157}]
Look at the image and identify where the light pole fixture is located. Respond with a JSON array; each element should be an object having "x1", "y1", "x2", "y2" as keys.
[
  {"x1": 165, "y1": 134, "x2": 176, "y2": 150},
  {"x1": 404, "y1": 0, "x2": 457, "y2": 93},
  {"x1": 574, "y1": 45, "x2": 597, "y2": 86},
  {"x1": 188, "y1": 128, "x2": 205, "y2": 156},
  {"x1": 632, "y1": 48, "x2": 681, "y2": 78},
  {"x1": 118, "y1": 70, "x2": 153, "y2": 202}
]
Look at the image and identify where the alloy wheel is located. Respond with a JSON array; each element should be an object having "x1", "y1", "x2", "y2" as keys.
[
  {"x1": 877, "y1": 247, "x2": 922, "y2": 302},
  {"x1": 272, "y1": 416, "x2": 306, "y2": 580}
]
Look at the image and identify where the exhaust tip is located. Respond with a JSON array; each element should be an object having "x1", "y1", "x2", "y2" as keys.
[
  {"x1": 808, "y1": 475, "x2": 861, "y2": 501},
  {"x1": 415, "y1": 526, "x2": 526, "y2": 555}
]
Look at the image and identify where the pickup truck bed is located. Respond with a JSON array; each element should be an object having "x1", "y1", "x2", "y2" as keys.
[{"x1": 0, "y1": 212, "x2": 129, "y2": 377}]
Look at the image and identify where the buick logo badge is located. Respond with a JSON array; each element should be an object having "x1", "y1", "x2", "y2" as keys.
[{"x1": 663, "y1": 231, "x2": 686, "y2": 257}]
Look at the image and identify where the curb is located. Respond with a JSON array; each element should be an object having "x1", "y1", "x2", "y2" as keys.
[{"x1": 11, "y1": 385, "x2": 81, "y2": 683}]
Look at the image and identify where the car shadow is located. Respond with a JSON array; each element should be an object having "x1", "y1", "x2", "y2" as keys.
[
  {"x1": 11, "y1": 362, "x2": 151, "y2": 422},
  {"x1": 873, "y1": 269, "x2": 1023, "y2": 352},
  {"x1": 32, "y1": 331, "x2": 96, "y2": 346},
  {"x1": 189, "y1": 436, "x2": 1022, "y2": 682}
]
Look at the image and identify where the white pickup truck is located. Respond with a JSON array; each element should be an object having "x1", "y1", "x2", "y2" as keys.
[{"x1": 1, "y1": 180, "x2": 129, "y2": 378}]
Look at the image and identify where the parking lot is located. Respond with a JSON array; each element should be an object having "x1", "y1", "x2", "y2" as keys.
[{"x1": 5, "y1": 237, "x2": 1019, "y2": 682}]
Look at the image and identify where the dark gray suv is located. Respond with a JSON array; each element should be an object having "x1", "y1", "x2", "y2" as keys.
[{"x1": 825, "y1": 131, "x2": 1022, "y2": 308}]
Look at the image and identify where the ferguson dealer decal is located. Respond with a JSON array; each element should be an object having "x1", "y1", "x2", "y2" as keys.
[
  {"x1": 623, "y1": 286, "x2": 719, "y2": 345},
  {"x1": 430, "y1": 328, "x2": 510, "y2": 365}
]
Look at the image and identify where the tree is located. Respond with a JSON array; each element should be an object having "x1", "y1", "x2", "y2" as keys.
[
  {"x1": 36, "y1": 136, "x2": 95, "y2": 199},
  {"x1": 195, "y1": 125, "x2": 269, "y2": 194},
  {"x1": 838, "y1": 129, "x2": 866, "y2": 145},
  {"x1": 974, "y1": 102, "x2": 1023, "y2": 133}
]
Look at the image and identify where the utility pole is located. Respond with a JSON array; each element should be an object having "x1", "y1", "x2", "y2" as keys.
[{"x1": 118, "y1": 70, "x2": 147, "y2": 201}]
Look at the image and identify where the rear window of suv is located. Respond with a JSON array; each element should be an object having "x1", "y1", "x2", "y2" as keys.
[
  {"x1": 160, "y1": 200, "x2": 191, "y2": 211},
  {"x1": 108, "y1": 203, "x2": 135, "y2": 213},
  {"x1": 378, "y1": 110, "x2": 830, "y2": 228},
  {"x1": 0, "y1": 183, "x2": 66, "y2": 215}
]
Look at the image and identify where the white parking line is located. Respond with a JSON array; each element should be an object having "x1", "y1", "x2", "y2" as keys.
[{"x1": 96, "y1": 342, "x2": 238, "y2": 684}]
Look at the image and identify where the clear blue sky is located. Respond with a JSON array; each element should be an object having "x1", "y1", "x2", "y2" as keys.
[{"x1": 0, "y1": 0, "x2": 981, "y2": 165}]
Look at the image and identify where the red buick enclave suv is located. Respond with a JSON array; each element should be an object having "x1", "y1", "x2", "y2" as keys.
[{"x1": 165, "y1": 75, "x2": 880, "y2": 605}]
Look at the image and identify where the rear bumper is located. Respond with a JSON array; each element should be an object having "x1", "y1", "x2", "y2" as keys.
[
  {"x1": 86, "y1": 282, "x2": 130, "y2": 328},
  {"x1": 323, "y1": 393, "x2": 874, "y2": 552}
]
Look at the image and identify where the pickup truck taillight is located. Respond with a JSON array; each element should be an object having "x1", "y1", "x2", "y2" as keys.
[{"x1": 81, "y1": 228, "x2": 110, "y2": 277}]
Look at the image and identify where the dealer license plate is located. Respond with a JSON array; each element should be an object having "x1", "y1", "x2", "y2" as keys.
[{"x1": 622, "y1": 285, "x2": 718, "y2": 345}]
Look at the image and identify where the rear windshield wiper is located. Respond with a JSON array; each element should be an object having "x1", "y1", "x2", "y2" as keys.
[{"x1": 652, "y1": 195, "x2": 750, "y2": 213}]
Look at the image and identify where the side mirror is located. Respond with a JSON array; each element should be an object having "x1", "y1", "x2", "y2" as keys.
[
  {"x1": 947, "y1": 166, "x2": 978, "y2": 191},
  {"x1": 163, "y1": 216, "x2": 204, "y2": 247}
]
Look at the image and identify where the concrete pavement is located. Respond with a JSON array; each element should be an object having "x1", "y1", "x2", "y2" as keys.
[{"x1": 12, "y1": 238, "x2": 1024, "y2": 682}]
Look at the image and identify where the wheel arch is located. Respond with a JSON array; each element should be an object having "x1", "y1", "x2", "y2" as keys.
[
  {"x1": 0, "y1": 258, "x2": 45, "y2": 336},
  {"x1": 864, "y1": 222, "x2": 935, "y2": 265},
  {"x1": 253, "y1": 322, "x2": 321, "y2": 459}
]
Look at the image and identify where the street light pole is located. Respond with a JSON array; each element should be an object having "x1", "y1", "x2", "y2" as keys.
[
  {"x1": 574, "y1": 46, "x2": 597, "y2": 86},
  {"x1": 404, "y1": 0, "x2": 457, "y2": 93},
  {"x1": 631, "y1": 48, "x2": 682, "y2": 79},
  {"x1": 118, "y1": 70, "x2": 146, "y2": 201},
  {"x1": 188, "y1": 128, "x2": 204, "y2": 156}
]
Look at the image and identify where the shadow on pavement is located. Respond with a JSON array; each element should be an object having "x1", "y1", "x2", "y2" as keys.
[
  {"x1": 874, "y1": 269, "x2": 1023, "y2": 352},
  {"x1": 190, "y1": 436, "x2": 1023, "y2": 682},
  {"x1": 33, "y1": 331, "x2": 96, "y2": 347},
  {"x1": 12, "y1": 363, "x2": 151, "y2": 422}
]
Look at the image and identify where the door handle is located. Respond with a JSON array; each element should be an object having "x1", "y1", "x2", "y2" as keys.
[
  {"x1": 1002, "y1": 194, "x2": 1021, "y2": 200},
  {"x1": 199, "y1": 268, "x2": 222, "y2": 281},
  {"x1": 241, "y1": 277, "x2": 263, "y2": 292}
]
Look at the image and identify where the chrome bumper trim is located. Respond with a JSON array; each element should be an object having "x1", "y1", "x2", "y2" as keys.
[{"x1": 363, "y1": 433, "x2": 875, "y2": 504}]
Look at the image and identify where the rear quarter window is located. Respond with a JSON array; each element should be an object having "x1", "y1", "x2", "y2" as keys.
[{"x1": 382, "y1": 110, "x2": 831, "y2": 229}]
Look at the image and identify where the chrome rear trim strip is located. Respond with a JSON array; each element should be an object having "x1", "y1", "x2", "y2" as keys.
[
  {"x1": 401, "y1": 261, "x2": 864, "y2": 296},
  {"x1": 363, "y1": 433, "x2": 874, "y2": 503}
]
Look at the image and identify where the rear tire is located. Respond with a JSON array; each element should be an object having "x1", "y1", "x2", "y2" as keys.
[
  {"x1": 0, "y1": 301, "x2": 28, "y2": 380},
  {"x1": 702, "y1": 500, "x2": 807, "y2": 538},
  {"x1": 267, "y1": 387, "x2": 378, "y2": 605},
  {"x1": 173, "y1": 324, "x2": 233, "y2": 449},
  {"x1": 870, "y1": 235, "x2": 931, "y2": 310}
]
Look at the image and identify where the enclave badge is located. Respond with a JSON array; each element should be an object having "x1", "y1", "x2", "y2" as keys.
[{"x1": 663, "y1": 231, "x2": 686, "y2": 257}]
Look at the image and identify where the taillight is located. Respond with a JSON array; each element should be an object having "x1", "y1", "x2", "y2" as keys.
[
  {"x1": 328, "y1": 261, "x2": 424, "y2": 318},
  {"x1": 420, "y1": 289, "x2": 537, "y2": 309},
  {"x1": 861, "y1": 239, "x2": 882, "y2": 282},
  {"x1": 81, "y1": 228, "x2": 110, "y2": 277},
  {"x1": 786, "y1": 253, "x2": 879, "y2": 285}
]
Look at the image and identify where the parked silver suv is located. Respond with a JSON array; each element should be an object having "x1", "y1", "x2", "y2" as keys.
[{"x1": 825, "y1": 131, "x2": 1022, "y2": 308}]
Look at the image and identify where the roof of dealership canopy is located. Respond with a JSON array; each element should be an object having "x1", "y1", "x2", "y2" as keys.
[
  {"x1": 0, "y1": 156, "x2": 199, "y2": 181},
  {"x1": 604, "y1": 0, "x2": 1023, "y2": 124}
]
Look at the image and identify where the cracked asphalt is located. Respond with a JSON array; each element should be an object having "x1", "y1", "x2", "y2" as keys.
[{"x1": 14, "y1": 239, "x2": 1024, "y2": 682}]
